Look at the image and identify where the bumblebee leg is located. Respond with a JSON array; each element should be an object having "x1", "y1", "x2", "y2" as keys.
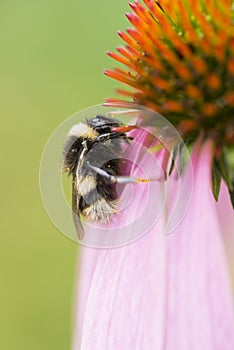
[
  {"x1": 93, "y1": 132, "x2": 130, "y2": 144},
  {"x1": 86, "y1": 162, "x2": 116, "y2": 182},
  {"x1": 87, "y1": 163, "x2": 161, "y2": 184},
  {"x1": 113, "y1": 176, "x2": 160, "y2": 184}
]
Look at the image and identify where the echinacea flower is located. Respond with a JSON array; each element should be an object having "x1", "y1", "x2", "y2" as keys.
[
  {"x1": 73, "y1": 1, "x2": 234, "y2": 349},
  {"x1": 105, "y1": 0, "x2": 234, "y2": 205}
]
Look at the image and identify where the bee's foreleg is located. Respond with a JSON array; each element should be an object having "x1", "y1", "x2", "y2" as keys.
[{"x1": 93, "y1": 132, "x2": 130, "y2": 144}]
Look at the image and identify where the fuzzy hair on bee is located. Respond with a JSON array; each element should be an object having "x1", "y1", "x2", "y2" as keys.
[
  {"x1": 63, "y1": 115, "x2": 161, "y2": 239},
  {"x1": 63, "y1": 115, "x2": 136, "y2": 239}
]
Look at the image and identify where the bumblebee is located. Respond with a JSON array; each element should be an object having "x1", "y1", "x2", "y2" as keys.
[{"x1": 63, "y1": 115, "x2": 153, "y2": 239}]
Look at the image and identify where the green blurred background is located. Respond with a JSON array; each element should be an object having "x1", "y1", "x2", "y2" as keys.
[{"x1": 0, "y1": 1, "x2": 128, "y2": 349}]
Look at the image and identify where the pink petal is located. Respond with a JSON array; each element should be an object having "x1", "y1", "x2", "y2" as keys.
[
  {"x1": 216, "y1": 181, "x2": 234, "y2": 287},
  {"x1": 76, "y1": 218, "x2": 166, "y2": 349},
  {"x1": 73, "y1": 140, "x2": 234, "y2": 349},
  {"x1": 165, "y1": 142, "x2": 234, "y2": 349}
]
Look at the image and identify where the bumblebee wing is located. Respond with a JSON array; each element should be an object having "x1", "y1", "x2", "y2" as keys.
[{"x1": 72, "y1": 173, "x2": 85, "y2": 240}]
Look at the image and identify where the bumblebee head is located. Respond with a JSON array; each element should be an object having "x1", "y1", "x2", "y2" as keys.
[
  {"x1": 87, "y1": 115, "x2": 137, "y2": 135},
  {"x1": 87, "y1": 115, "x2": 121, "y2": 134},
  {"x1": 68, "y1": 115, "x2": 138, "y2": 141}
]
